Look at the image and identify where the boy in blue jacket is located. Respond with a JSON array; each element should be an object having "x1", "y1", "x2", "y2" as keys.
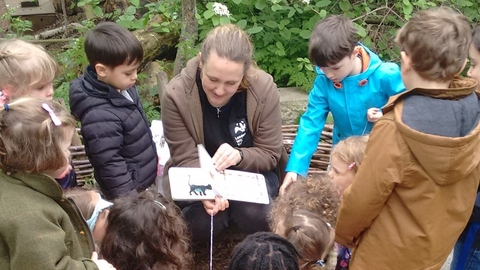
[{"x1": 280, "y1": 15, "x2": 405, "y2": 195}]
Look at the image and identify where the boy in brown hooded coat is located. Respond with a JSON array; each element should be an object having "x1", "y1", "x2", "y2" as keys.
[{"x1": 335, "y1": 7, "x2": 480, "y2": 270}]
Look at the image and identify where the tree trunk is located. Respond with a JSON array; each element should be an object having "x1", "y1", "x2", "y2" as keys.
[
  {"x1": 173, "y1": 0, "x2": 198, "y2": 76},
  {"x1": 133, "y1": 15, "x2": 179, "y2": 68}
]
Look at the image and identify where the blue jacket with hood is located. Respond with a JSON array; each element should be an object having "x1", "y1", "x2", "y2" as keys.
[{"x1": 286, "y1": 44, "x2": 405, "y2": 176}]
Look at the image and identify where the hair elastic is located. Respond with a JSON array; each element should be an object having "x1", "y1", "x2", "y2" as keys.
[
  {"x1": 347, "y1": 162, "x2": 356, "y2": 170},
  {"x1": 293, "y1": 225, "x2": 300, "y2": 232},
  {"x1": 41, "y1": 103, "x2": 61, "y2": 126},
  {"x1": 153, "y1": 200, "x2": 166, "y2": 210},
  {"x1": 3, "y1": 104, "x2": 8, "y2": 112}
]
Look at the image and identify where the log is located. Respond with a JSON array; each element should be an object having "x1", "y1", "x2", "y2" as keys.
[
  {"x1": 133, "y1": 15, "x2": 179, "y2": 69},
  {"x1": 173, "y1": 0, "x2": 197, "y2": 76}
]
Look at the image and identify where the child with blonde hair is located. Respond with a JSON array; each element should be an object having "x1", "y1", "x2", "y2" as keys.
[
  {"x1": 336, "y1": 7, "x2": 480, "y2": 269},
  {"x1": 327, "y1": 136, "x2": 368, "y2": 270},
  {"x1": 100, "y1": 190, "x2": 193, "y2": 270},
  {"x1": 328, "y1": 136, "x2": 368, "y2": 196},
  {"x1": 270, "y1": 174, "x2": 340, "y2": 269},
  {"x1": 0, "y1": 39, "x2": 79, "y2": 189},
  {"x1": 0, "y1": 97, "x2": 114, "y2": 269}
]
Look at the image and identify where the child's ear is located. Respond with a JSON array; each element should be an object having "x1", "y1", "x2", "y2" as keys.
[
  {"x1": 351, "y1": 46, "x2": 360, "y2": 58},
  {"x1": 95, "y1": 64, "x2": 108, "y2": 78},
  {"x1": 455, "y1": 59, "x2": 468, "y2": 76},
  {"x1": 400, "y1": 51, "x2": 412, "y2": 74}
]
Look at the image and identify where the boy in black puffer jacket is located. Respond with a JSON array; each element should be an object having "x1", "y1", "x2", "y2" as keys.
[{"x1": 69, "y1": 22, "x2": 157, "y2": 200}]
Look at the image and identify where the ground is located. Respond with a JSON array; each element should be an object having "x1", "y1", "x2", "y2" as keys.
[{"x1": 192, "y1": 225, "x2": 246, "y2": 270}]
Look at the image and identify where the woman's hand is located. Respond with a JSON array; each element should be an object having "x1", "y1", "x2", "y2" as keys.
[
  {"x1": 212, "y1": 143, "x2": 242, "y2": 171},
  {"x1": 279, "y1": 172, "x2": 298, "y2": 196},
  {"x1": 202, "y1": 196, "x2": 230, "y2": 216}
]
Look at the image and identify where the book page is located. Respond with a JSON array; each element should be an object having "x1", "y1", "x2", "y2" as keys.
[
  {"x1": 169, "y1": 167, "x2": 218, "y2": 201},
  {"x1": 168, "y1": 145, "x2": 270, "y2": 204},
  {"x1": 222, "y1": 169, "x2": 269, "y2": 204}
]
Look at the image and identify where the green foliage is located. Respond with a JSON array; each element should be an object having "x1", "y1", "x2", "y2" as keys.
[
  {"x1": 0, "y1": 8, "x2": 33, "y2": 38},
  {"x1": 54, "y1": 22, "x2": 95, "y2": 104},
  {"x1": 193, "y1": 0, "x2": 480, "y2": 90}
]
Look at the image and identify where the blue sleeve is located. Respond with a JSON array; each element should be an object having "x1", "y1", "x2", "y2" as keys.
[
  {"x1": 285, "y1": 75, "x2": 329, "y2": 177},
  {"x1": 381, "y1": 62, "x2": 406, "y2": 98}
]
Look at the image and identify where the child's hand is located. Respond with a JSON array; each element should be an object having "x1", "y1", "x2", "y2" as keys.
[
  {"x1": 91, "y1": 252, "x2": 116, "y2": 269},
  {"x1": 202, "y1": 196, "x2": 229, "y2": 216},
  {"x1": 367, "y1": 108, "x2": 383, "y2": 122},
  {"x1": 279, "y1": 172, "x2": 298, "y2": 196}
]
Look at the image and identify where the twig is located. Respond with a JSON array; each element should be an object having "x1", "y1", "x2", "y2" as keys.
[{"x1": 60, "y1": 0, "x2": 68, "y2": 38}]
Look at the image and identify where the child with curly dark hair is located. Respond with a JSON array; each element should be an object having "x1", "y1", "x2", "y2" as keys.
[
  {"x1": 270, "y1": 174, "x2": 340, "y2": 269},
  {"x1": 227, "y1": 231, "x2": 300, "y2": 270},
  {"x1": 100, "y1": 190, "x2": 193, "y2": 270}
]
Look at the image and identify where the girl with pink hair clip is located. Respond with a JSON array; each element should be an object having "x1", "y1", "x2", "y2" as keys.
[
  {"x1": 327, "y1": 135, "x2": 368, "y2": 270},
  {"x1": 0, "y1": 97, "x2": 115, "y2": 269}
]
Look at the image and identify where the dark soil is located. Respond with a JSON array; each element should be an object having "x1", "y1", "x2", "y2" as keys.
[{"x1": 191, "y1": 225, "x2": 247, "y2": 270}]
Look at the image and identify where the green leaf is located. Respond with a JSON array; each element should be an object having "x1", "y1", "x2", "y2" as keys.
[
  {"x1": 117, "y1": 20, "x2": 132, "y2": 28},
  {"x1": 315, "y1": 0, "x2": 331, "y2": 8},
  {"x1": 232, "y1": 0, "x2": 242, "y2": 4},
  {"x1": 280, "y1": 28, "x2": 291, "y2": 40},
  {"x1": 93, "y1": 6, "x2": 103, "y2": 17},
  {"x1": 212, "y1": 16, "x2": 220, "y2": 26},
  {"x1": 132, "y1": 19, "x2": 144, "y2": 29},
  {"x1": 77, "y1": 2, "x2": 85, "y2": 7},
  {"x1": 403, "y1": 2, "x2": 413, "y2": 17},
  {"x1": 457, "y1": 0, "x2": 472, "y2": 7},
  {"x1": 355, "y1": 24, "x2": 367, "y2": 38},
  {"x1": 287, "y1": 8, "x2": 295, "y2": 18},
  {"x1": 271, "y1": 4, "x2": 282, "y2": 12},
  {"x1": 275, "y1": 41, "x2": 285, "y2": 50},
  {"x1": 280, "y1": 20, "x2": 290, "y2": 27},
  {"x1": 236, "y1": 19, "x2": 247, "y2": 29},
  {"x1": 130, "y1": 0, "x2": 139, "y2": 7},
  {"x1": 255, "y1": 1, "x2": 266, "y2": 10},
  {"x1": 319, "y1": 9, "x2": 327, "y2": 18},
  {"x1": 204, "y1": 9, "x2": 214, "y2": 19},
  {"x1": 219, "y1": 16, "x2": 230, "y2": 25},
  {"x1": 246, "y1": 26, "x2": 263, "y2": 34},
  {"x1": 265, "y1": 20, "x2": 277, "y2": 28},
  {"x1": 125, "y1": 6, "x2": 136, "y2": 15},
  {"x1": 300, "y1": 29, "x2": 311, "y2": 39},
  {"x1": 339, "y1": 0, "x2": 351, "y2": 12}
]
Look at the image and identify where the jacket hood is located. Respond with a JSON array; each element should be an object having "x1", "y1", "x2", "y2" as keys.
[
  {"x1": 315, "y1": 43, "x2": 382, "y2": 80},
  {"x1": 394, "y1": 78, "x2": 480, "y2": 185},
  {"x1": 70, "y1": 66, "x2": 136, "y2": 120}
]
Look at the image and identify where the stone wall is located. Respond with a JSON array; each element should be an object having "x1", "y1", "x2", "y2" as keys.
[{"x1": 279, "y1": 87, "x2": 308, "y2": 125}]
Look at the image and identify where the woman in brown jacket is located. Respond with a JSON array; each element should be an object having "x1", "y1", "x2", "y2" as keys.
[{"x1": 161, "y1": 24, "x2": 286, "y2": 242}]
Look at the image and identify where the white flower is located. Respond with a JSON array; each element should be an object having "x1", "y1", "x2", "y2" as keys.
[
  {"x1": 212, "y1": 2, "x2": 231, "y2": 17},
  {"x1": 301, "y1": 0, "x2": 310, "y2": 4}
]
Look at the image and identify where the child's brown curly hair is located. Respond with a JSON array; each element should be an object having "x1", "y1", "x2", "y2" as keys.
[
  {"x1": 100, "y1": 190, "x2": 193, "y2": 270},
  {"x1": 270, "y1": 173, "x2": 340, "y2": 270}
]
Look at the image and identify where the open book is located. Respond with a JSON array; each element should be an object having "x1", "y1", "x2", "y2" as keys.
[{"x1": 168, "y1": 145, "x2": 269, "y2": 204}]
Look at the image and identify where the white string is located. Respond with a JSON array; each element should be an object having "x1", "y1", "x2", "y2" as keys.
[{"x1": 209, "y1": 209, "x2": 214, "y2": 270}]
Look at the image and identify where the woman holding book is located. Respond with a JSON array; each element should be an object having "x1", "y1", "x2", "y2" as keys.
[{"x1": 161, "y1": 24, "x2": 286, "y2": 242}]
